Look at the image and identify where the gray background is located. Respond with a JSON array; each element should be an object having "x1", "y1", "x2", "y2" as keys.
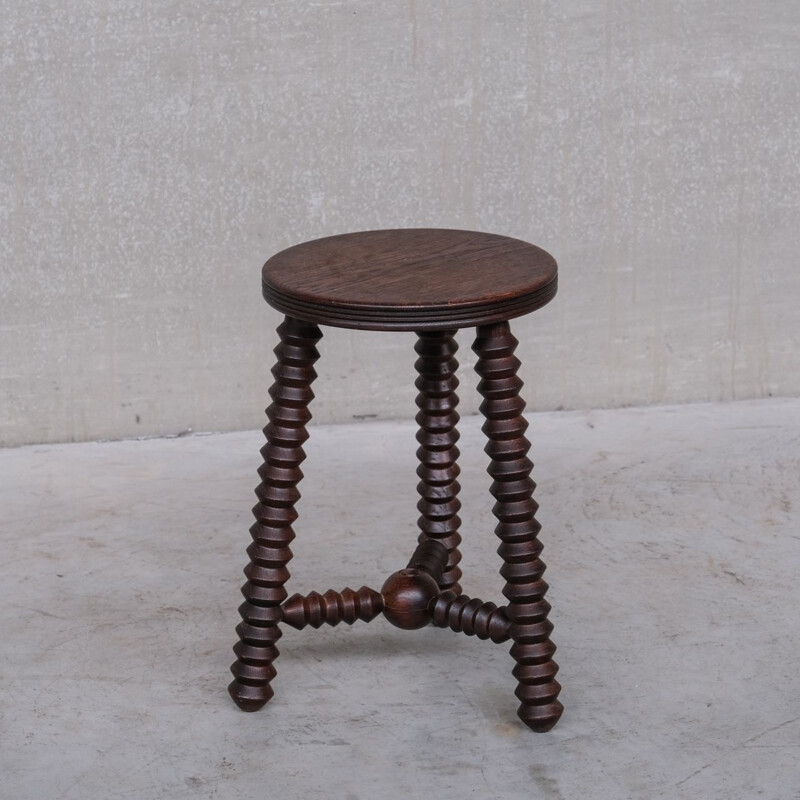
[{"x1": 2, "y1": 1, "x2": 799, "y2": 446}]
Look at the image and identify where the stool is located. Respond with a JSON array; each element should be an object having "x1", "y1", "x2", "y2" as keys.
[{"x1": 227, "y1": 228, "x2": 563, "y2": 732}]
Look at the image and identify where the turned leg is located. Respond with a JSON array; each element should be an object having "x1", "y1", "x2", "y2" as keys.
[
  {"x1": 473, "y1": 321, "x2": 563, "y2": 732},
  {"x1": 228, "y1": 315, "x2": 322, "y2": 711},
  {"x1": 414, "y1": 330, "x2": 462, "y2": 594}
]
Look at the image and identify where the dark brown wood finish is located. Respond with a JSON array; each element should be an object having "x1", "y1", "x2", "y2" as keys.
[
  {"x1": 231, "y1": 230, "x2": 563, "y2": 731},
  {"x1": 262, "y1": 229, "x2": 557, "y2": 331},
  {"x1": 277, "y1": 536, "x2": 514, "y2": 640},
  {"x1": 228, "y1": 316, "x2": 322, "y2": 711},
  {"x1": 473, "y1": 321, "x2": 563, "y2": 732},
  {"x1": 429, "y1": 592, "x2": 512, "y2": 643},
  {"x1": 414, "y1": 330, "x2": 462, "y2": 594},
  {"x1": 282, "y1": 586, "x2": 384, "y2": 630}
]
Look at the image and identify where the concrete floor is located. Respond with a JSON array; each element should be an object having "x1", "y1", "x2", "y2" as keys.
[{"x1": 1, "y1": 398, "x2": 799, "y2": 799}]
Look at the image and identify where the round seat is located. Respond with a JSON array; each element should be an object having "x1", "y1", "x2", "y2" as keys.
[{"x1": 262, "y1": 228, "x2": 558, "y2": 331}]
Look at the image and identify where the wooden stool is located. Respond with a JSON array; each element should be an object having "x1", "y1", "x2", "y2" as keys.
[{"x1": 228, "y1": 229, "x2": 563, "y2": 732}]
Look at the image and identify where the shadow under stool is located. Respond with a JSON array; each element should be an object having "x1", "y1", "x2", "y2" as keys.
[{"x1": 227, "y1": 228, "x2": 563, "y2": 732}]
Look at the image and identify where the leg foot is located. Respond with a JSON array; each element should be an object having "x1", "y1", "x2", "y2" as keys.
[
  {"x1": 518, "y1": 698, "x2": 564, "y2": 732},
  {"x1": 228, "y1": 681, "x2": 274, "y2": 712}
]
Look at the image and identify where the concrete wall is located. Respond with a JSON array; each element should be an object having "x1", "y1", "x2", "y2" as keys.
[{"x1": 2, "y1": 1, "x2": 798, "y2": 446}]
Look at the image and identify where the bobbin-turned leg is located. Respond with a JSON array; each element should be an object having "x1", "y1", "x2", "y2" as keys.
[
  {"x1": 473, "y1": 321, "x2": 563, "y2": 732},
  {"x1": 414, "y1": 330, "x2": 462, "y2": 594},
  {"x1": 228, "y1": 316, "x2": 322, "y2": 711}
]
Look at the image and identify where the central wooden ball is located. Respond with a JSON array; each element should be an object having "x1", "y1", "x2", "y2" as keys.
[{"x1": 380, "y1": 568, "x2": 440, "y2": 630}]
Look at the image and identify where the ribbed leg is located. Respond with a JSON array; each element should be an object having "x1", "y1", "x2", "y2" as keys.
[
  {"x1": 228, "y1": 316, "x2": 322, "y2": 711},
  {"x1": 473, "y1": 321, "x2": 563, "y2": 732},
  {"x1": 414, "y1": 330, "x2": 462, "y2": 595}
]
